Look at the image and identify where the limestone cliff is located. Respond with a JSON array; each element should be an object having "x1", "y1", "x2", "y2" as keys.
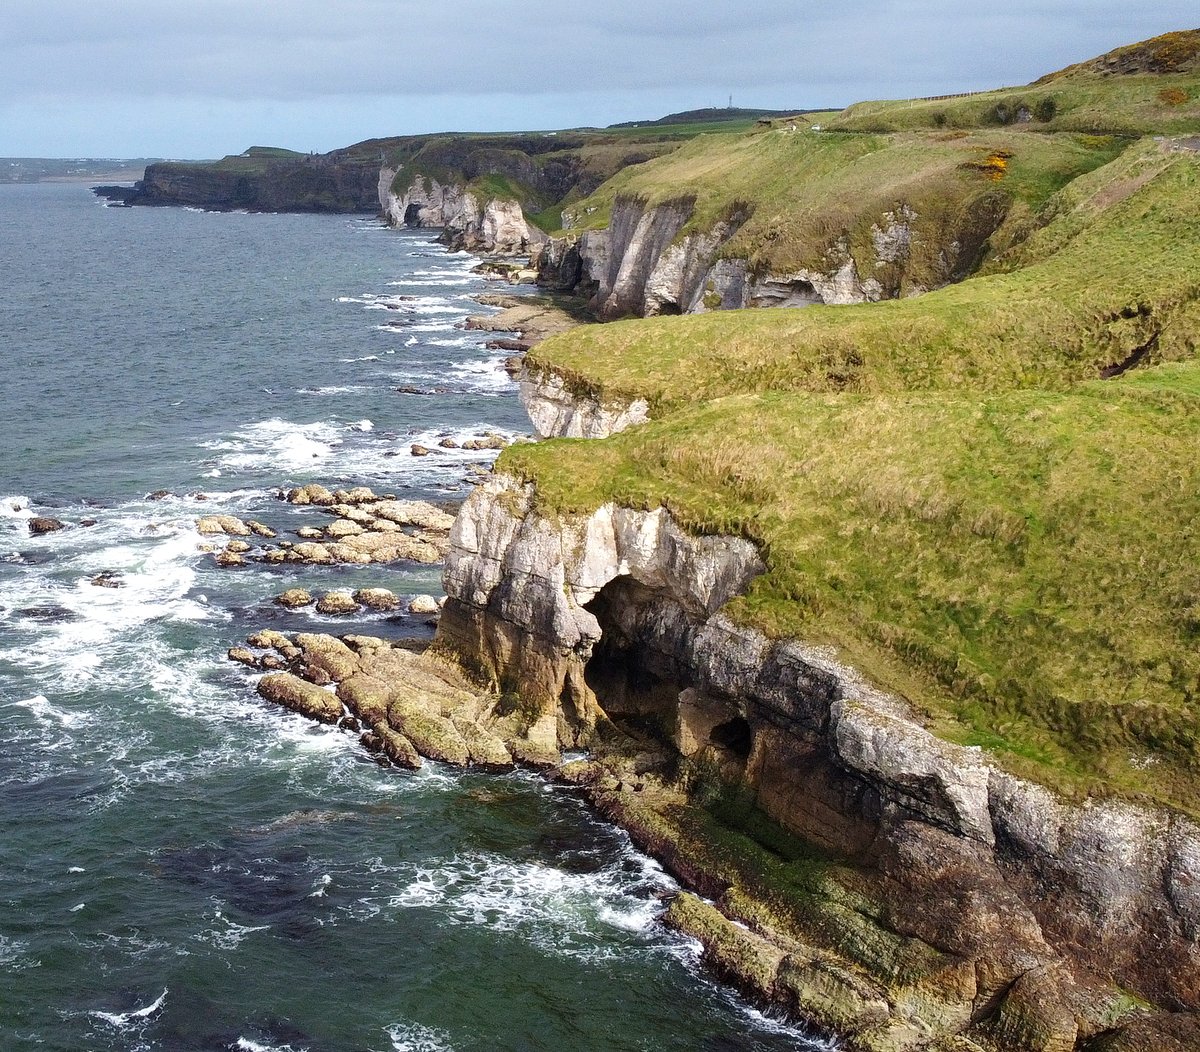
[
  {"x1": 436, "y1": 472, "x2": 1200, "y2": 1050},
  {"x1": 379, "y1": 167, "x2": 547, "y2": 255},
  {"x1": 539, "y1": 192, "x2": 1007, "y2": 318}
]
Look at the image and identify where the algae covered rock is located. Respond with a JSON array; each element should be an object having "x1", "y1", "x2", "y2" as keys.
[
  {"x1": 294, "y1": 633, "x2": 359, "y2": 681},
  {"x1": 274, "y1": 588, "x2": 313, "y2": 609},
  {"x1": 388, "y1": 706, "x2": 470, "y2": 766},
  {"x1": 257, "y1": 672, "x2": 343, "y2": 724},
  {"x1": 663, "y1": 892, "x2": 784, "y2": 1002},
  {"x1": 315, "y1": 591, "x2": 360, "y2": 615},
  {"x1": 374, "y1": 724, "x2": 422, "y2": 770}
]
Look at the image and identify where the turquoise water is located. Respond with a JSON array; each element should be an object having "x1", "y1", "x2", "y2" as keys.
[{"x1": 0, "y1": 183, "x2": 825, "y2": 1051}]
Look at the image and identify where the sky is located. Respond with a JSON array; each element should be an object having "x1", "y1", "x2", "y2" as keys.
[{"x1": 2, "y1": 1, "x2": 1196, "y2": 159}]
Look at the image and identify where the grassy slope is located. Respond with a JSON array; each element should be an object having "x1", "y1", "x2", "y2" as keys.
[
  {"x1": 502, "y1": 362, "x2": 1200, "y2": 810},
  {"x1": 828, "y1": 72, "x2": 1200, "y2": 136},
  {"x1": 527, "y1": 142, "x2": 1200, "y2": 410},
  {"x1": 506, "y1": 84, "x2": 1200, "y2": 809},
  {"x1": 558, "y1": 125, "x2": 1123, "y2": 282},
  {"x1": 828, "y1": 30, "x2": 1200, "y2": 136}
]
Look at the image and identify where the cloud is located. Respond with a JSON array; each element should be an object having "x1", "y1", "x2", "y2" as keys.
[{"x1": 2, "y1": 2, "x2": 1196, "y2": 154}]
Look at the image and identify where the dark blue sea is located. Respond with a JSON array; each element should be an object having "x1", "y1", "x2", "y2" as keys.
[{"x1": 0, "y1": 182, "x2": 823, "y2": 1051}]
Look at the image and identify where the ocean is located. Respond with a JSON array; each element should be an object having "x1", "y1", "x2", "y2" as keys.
[{"x1": 0, "y1": 182, "x2": 824, "y2": 1051}]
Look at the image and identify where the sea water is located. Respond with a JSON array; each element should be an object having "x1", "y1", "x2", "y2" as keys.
[{"x1": 0, "y1": 183, "x2": 828, "y2": 1051}]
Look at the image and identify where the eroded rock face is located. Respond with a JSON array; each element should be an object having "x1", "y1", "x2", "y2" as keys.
[
  {"x1": 379, "y1": 169, "x2": 545, "y2": 255},
  {"x1": 436, "y1": 470, "x2": 1200, "y2": 1046},
  {"x1": 518, "y1": 369, "x2": 650, "y2": 440}
]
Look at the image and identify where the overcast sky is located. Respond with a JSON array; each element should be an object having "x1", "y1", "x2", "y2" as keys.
[{"x1": 2, "y1": 2, "x2": 1196, "y2": 158}]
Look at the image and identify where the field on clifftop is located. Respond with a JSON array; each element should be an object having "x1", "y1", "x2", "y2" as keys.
[{"x1": 507, "y1": 34, "x2": 1200, "y2": 810}]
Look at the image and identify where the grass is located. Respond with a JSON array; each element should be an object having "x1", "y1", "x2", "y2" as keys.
[
  {"x1": 828, "y1": 30, "x2": 1200, "y2": 136},
  {"x1": 500, "y1": 364, "x2": 1200, "y2": 811},
  {"x1": 503, "y1": 135, "x2": 1200, "y2": 812},
  {"x1": 828, "y1": 73, "x2": 1200, "y2": 136},
  {"x1": 527, "y1": 142, "x2": 1200, "y2": 410},
  {"x1": 549, "y1": 123, "x2": 1126, "y2": 296}
]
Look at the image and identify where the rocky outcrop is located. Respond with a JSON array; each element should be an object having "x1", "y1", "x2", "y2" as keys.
[
  {"x1": 379, "y1": 168, "x2": 546, "y2": 255},
  {"x1": 518, "y1": 370, "x2": 649, "y2": 439},
  {"x1": 435, "y1": 471, "x2": 1200, "y2": 1049}
]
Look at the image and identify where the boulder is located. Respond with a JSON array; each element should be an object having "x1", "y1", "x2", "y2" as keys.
[
  {"x1": 371, "y1": 500, "x2": 456, "y2": 532},
  {"x1": 196, "y1": 514, "x2": 251, "y2": 536},
  {"x1": 29, "y1": 517, "x2": 66, "y2": 535},
  {"x1": 316, "y1": 591, "x2": 360, "y2": 615},
  {"x1": 227, "y1": 647, "x2": 259, "y2": 668},
  {"x1": 257, "y1": 672, "x2": 343, "y2": 724},
  {"x1": 296, "y1": 526, "x2": 325, "y2": 540},
  {"x1": 288, "y1": 542, "x2": 334, "y2": 565},
  {"x1": 333, "y1": 486, "x2": 377, "y2": 505},
  {"x1": 374, "y1": 725, "x2": 423, "y2": 770},
  {"x1": 324, "y1": 543, "x2": 373, "y2": 565},
  {"x1": 353, "y1": 588, "x2": 401, "y2": 611},
  {"x1": 246, "y1": 520, "x2": 277, "y2": 538},
  {"x1": 337, "y1": 673, "x2": 394, "y2": 726},
  {"x1": 452, "y1": 717, "x2": 515, "y2": 770},
  {"x1": 326, "y1": 518, "x2": 364, "y2": 538},
  {"x1": 408, "y1": 594, "x2": 441, "y2": 615},
  {"x1": 214, "y1": 549, "x2": 247, "y2": 567},
  {"x1": 224, "y1": 539, "x2": 251, "y2": 554},
  {"x1": 89, "y1": 571, "x2": 123, "y2": 588},
  {"x1": 287, "y1": 483, "x2": 336, "y2": 506},
  {"x1": 295, "y1": 633, "x2": 360, "y2": 681},
  {"x1": 388, "y1": 707, "x2": 470, "y2": 766},
  {"x1": 410, "y1": 444, "x2": 432, "y2": 457},
  {"x1": 274, "y1": 588, "x2": 313, "y2": 609}
]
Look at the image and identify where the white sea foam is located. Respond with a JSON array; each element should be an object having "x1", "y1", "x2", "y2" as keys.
[
  {"x1": 11, "y1": 695, "x2": 93, "y2": 730},
  {"x1": 0, "y1": 935, "x2": 36, "y2": 970},
  {"x1": 235, "y1": 1040, "x2": 306, "y2": 1052},
  {"x1": 195, "y1": 911, "x2": 270, "y2": 951},
  {"x1": 448, "y1": 357, "x2": 515, "y2": 393},
  {"x1": 388, "y1": 844, "x2": 674, "y2": 961},
  {"x1": 386, "y1": 1021, "x2": 456, "y2": 1052},
  {"x1": 89, "y1": 988, "x2": 167, "y2": 1028},
  {"x1": 0, "y1": 494, "x2": 33, "y2": 520},
  {"x1": 203, "y1": 418, "x2": 343, "y2": 472}
]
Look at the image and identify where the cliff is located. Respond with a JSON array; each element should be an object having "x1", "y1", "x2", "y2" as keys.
[
  {"x1": 379, "y1": 168, "x2": 547, "y2": 255},
  {"x1": 95, "y1": 147, "x2": 382, "y2": 212},
  {"x1": 435, "y1": 473, "x2": 1200, "y2": 1050},
  {"x1": 534, "y1": 126, "x2": 1124, "y2": 318}
]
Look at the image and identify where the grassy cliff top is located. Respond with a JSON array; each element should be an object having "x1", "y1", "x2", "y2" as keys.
[
  {"x1": 528, "y1": 141, "x2": 1200, "y2": 409},
  {"x1": 511, "y1": 115, "x2": 1200, "y2": 810},
  {"x1": 501, "y1": 361, "x2": 1200, "y2": 811},
  {"x1": 827, "y1": 30, "x2": 1200, "y2": 135},
  {"x1": 556, "y1": 124, "x2": 1125, "y2": 278}
]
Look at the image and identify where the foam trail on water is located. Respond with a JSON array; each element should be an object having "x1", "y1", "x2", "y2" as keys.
[{"x1": 89, "y1": 988, "x2": 167, "y2": 1028}]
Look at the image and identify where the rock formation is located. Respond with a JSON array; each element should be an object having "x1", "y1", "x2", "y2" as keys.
[
  {"x1": 432, "y1": 470, "x2": 1200, "y2": 1049},
  {"x1": 379, "y1": 169, "x2": 546, "y2": 255}
]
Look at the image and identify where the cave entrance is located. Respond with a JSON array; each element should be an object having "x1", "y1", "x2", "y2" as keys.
[
  {"x1": 583, "y1": 575, "x2": 686, "y2": 739},
  {"x1": 403, "y1": 202, "x2": 423, "y2": 227},
  {"x1": 709, "y1": 716, "x2": 753, "y2": 759}
]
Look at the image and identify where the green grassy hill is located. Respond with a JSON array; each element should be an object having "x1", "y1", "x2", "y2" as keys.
[
  {"x1": 828, "y1": 29, "x2": 1200, "y2": 135},
  {"x1": 507, "y1": 35, "x2": 1200, "y2": 811},
  {"x1": 528, "y1": 141, "x2": 1200, "y2": 409}
]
